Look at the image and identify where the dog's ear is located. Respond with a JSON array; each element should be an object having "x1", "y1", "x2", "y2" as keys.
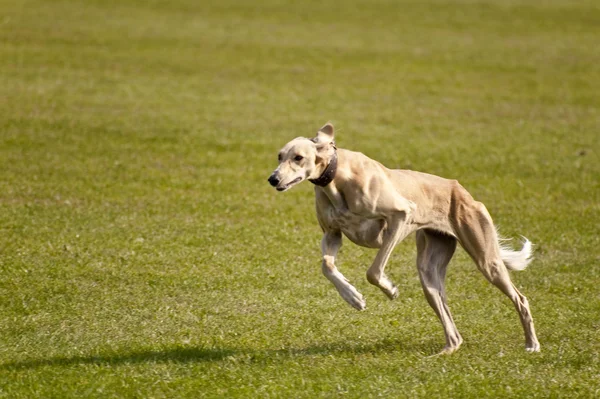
[
  {"x1": 313, "y1": 123, "x2": 335, "y2": 165},
  {"x1": 314, "y1": 122, "x2": 335, "y2": 144}
]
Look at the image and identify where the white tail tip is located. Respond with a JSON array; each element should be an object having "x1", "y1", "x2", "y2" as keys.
[{"x1": 500, "y1": 237, "x2": 534, "y2": 271}]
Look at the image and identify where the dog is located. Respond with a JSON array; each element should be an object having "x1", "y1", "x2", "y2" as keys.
[{"x1": 267, "y1": 123, "x2": 540, "y2": 354}]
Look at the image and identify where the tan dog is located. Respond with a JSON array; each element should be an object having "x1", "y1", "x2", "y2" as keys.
[{"x1": 268, "y1": 123, "x2": 540, "y2": 354}]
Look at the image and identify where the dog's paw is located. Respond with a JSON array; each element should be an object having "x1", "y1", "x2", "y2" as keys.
[
  {"x1": 384, "y1": 285, "x2": 399, "y2": 300},
  {"x1": 339, "y1": 285, "x2": 366, "y2": 311},
  {"x1": 348, "y1": 296, "x2": 366, "y2": 311},
  {"x1": 526, "y1": 342, "x2": 540, "y2": 353},
  {"x1": 428, "y1": 346, "x2": 459, "y2": 357}
]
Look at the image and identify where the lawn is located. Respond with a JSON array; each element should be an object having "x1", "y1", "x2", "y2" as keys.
[{"x1": 1, "y1": 0, "x2": 599, "y2": 397}]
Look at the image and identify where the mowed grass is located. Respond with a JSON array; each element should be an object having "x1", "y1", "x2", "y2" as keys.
[{"x1": 1, "y1": 0, "x2": 599, "y2": 397}]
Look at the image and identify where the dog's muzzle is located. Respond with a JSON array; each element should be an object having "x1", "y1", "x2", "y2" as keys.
[{"x1": 268, "y1": 173, "x2": 302, "y2": 191}]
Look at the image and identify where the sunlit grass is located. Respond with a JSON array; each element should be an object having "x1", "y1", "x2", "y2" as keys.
[{"x1": 0, "y1": 0, "x2": 598, "y2": 397}]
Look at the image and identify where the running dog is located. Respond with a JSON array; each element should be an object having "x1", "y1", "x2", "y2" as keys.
[{"x1": 267, "y1": 123, "x2": 540, "y2": 354}]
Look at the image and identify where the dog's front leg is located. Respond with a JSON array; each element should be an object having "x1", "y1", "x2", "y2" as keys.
[
  {"x1": 321, "y1": 231, "x2": 366, "y2": 311},
  {"x1": 366, "y1": 212, "x2": 413, "y2": 300}
]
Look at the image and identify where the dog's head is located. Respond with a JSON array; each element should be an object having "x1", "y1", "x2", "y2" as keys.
[{"x1": 268, "y1": 123, "x2": 336, "y2": 192}]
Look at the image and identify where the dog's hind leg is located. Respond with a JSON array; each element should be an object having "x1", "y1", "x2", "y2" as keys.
[
  {"x1": 416, "y1": 229, "x2": 462, "y2": 354},
  {"x1": 455, "y1": 202, "x2": 540, "y2": 352},
  {"x1": 321, "y1": 231, "x2": 366, "y2": 311}
]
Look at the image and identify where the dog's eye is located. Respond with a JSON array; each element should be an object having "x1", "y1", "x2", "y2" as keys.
[
  {"x1": 278, "y1": 153, "x2": 282, "y2": 162},
  {"x1": 294, "y1": 155, "x2": 304, "y2": 162}
]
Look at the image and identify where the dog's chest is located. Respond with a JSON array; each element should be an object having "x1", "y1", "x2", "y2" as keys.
[{"x1": 326, "y1": 207, "x2": 386, "y2": 249}]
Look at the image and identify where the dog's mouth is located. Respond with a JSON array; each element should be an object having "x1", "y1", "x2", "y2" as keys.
[{"x1": 276, "y1": 177, "x2": 303, "y2": 192}]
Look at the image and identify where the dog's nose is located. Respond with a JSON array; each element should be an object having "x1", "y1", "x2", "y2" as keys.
[{"x1": 268, "y1": 175, "x2": 280, "y2": 187}]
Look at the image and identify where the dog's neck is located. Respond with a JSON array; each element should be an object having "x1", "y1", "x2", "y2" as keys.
[{"x1": 309, "y1": 150, "x2": 338, "y2": 187}]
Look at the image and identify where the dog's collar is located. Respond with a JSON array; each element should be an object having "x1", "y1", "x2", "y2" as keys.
[{"x1": 309, "y1": 149, "x2": 338, "y2": 187}]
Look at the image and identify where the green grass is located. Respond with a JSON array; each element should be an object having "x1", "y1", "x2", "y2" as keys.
[{"x1": 1, "y1": 0, "x2": 599, "y2": 397}]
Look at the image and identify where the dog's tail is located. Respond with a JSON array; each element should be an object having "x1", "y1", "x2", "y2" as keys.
[{"x1": 498, "y1": 235, "x2": 534, "y2": 271}]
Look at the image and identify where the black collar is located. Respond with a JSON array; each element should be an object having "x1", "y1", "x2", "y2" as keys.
[{"x1": 309, "y1": 151, "x2": 338, "y2": 187}]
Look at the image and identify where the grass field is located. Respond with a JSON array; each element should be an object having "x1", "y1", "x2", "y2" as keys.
[{"x1": 1, "y1": 0, "x2": 599, "y2": 397}]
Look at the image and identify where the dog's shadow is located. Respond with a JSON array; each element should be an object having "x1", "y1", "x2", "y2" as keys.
[{"x1": 1, "y1": 339, "x2": 438, "y2": 370}]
